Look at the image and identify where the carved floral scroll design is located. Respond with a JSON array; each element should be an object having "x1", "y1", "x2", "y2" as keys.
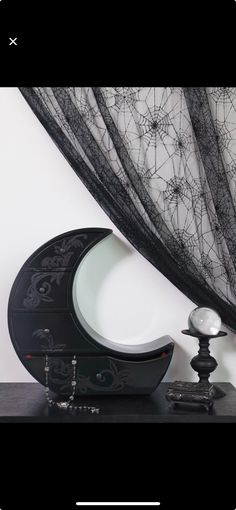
[
  {"x1": 23, "y1": 234, "x2": 87, "y2": 309},
  {"x1": 33, "y1": 329, "x2": 66, "y2": 351},
  {"x1": 47, "y1": 358, "x2": 130, "y2": 393}
]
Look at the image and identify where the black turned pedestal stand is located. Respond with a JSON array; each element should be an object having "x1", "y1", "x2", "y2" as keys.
[{"x1": 182, "y1": 329, "x2": 227, "y2": 399}]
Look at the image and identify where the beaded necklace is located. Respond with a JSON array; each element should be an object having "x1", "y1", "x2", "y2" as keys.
[{"x1": 44, "y1": 354, "x2": 100, "y2": 414}]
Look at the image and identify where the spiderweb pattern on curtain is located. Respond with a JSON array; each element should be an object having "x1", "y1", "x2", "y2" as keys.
[{"x1": 20, "y1": 87, "x2": 236, "y2": 332}]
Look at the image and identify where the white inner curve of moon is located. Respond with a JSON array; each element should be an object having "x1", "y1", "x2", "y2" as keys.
[{"x1": 72, "y1": 234, "x2": 167, "y2": 345}]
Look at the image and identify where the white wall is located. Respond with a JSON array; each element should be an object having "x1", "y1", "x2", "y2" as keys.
[{"x1": 0, "y1": 87, "x2": 235, "y2": 385}]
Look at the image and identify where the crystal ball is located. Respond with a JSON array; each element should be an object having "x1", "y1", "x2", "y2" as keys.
[{"x1": 188, "y1": 307, "x2": 221, "y2": 336}]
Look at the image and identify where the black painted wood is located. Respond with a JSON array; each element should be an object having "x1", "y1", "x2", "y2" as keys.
[
  {"x1": 8, "y1": 228, "x2": 174, "y2": 395},
  {"x1": 182, "y1": 329, "x2": 227, "y2": 398},
  {"x1": 0, "y1": 382, "x2": 235, "y2": 422}
]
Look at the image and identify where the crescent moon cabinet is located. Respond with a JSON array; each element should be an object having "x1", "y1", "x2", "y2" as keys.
[{"x1": 8, "y1": 228, "x2": 174, "y2": 396}]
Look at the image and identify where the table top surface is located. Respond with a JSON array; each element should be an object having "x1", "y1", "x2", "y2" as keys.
[{"x1": 0, "y1": 382, "x2": 235, "y2": 422}]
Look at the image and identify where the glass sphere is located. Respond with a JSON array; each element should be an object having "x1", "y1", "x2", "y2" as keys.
[{"x1": 188, "y1": 307, "x2": 221, "y2": 336}]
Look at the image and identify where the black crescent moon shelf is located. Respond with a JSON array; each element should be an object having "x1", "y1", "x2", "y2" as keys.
[{"x1": 8, "y1": 228, "x2": 174, "y2": 395}]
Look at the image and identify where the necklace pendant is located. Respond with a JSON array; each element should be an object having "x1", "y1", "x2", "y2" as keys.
[{"x1": 56, "y1": 401, "x2": 70, "y2": 410}]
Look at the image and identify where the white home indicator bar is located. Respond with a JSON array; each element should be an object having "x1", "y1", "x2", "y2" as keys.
[{"x1": 76, "y1": 504, "x2": 160, "y2": 507}]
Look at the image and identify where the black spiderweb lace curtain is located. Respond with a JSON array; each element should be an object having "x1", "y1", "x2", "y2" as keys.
[{"x1": 20, "y1": 87, "x2": 236, "y2": 332}]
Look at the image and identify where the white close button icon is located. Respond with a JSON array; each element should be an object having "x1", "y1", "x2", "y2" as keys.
[{"x1": 9, "y1": 37, "x2": 18, "y2": 46}]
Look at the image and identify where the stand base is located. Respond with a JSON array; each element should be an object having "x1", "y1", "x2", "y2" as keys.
[
  {"x1": 211, "y1": 384, "x2": 226, "y2": 399},
  {"x1": 181, "y1": 330, "x2": 228, "y2": 400},
  {"x1": 166, "y1": 381, "x2": 215, "y2": 413},
  {"x1": 199, "y1": 382, "x2": 226, "y2": 399}
]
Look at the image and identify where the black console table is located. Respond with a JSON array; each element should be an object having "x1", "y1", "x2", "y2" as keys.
[{"x1": 0, "y1": 382, "x2": 235, "y2": 422}]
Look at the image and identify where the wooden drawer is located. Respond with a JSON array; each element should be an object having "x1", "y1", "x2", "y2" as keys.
[
  {"x1": 10, "y1": 270, "x2": 72, "y2": 310},
  {"x1": 9, "y1": 312, "x2": 99, "y2": 353},
  {"x1": 24, "y1": 231, "x2": 108, "y2": 269}
]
